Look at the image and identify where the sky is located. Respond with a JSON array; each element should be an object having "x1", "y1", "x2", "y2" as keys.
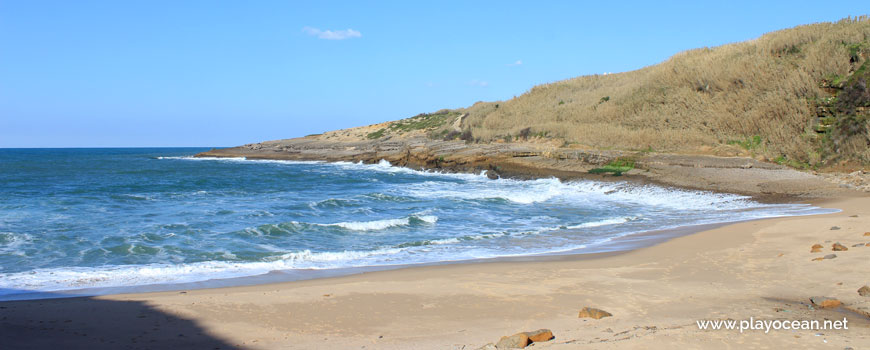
[{"x1": 0, "y1": 1, "x2": 868, "y2": 147}]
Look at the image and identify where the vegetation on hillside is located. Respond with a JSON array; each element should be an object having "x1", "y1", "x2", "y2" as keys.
[
  {"x1": 367, "y1": 109, "x2": 459, "y2": 140},
  {"x1": 366, "y1": 17, "x2": 870, "y2": 168}
]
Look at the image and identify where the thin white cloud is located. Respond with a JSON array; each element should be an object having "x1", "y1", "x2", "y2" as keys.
[
  {"x1": 506, "y1": 60, "x2": 523, "y2": 66},
  {"x1": 468, "y1": 79, "x2": 489, "y2": 87},
  {"x1": 302, "y1": 26, "x2": 362, "y2": 40}
]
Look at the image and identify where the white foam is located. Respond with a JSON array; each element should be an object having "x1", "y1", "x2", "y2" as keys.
[
  {"x1": 327, "y1": 218, "x2": 410, "y2": 231},
  {"x1": 0, "y1": 232, "x2": 33, "y2": 257},
  {"x1": 397, "y1": 175, "x2": 762, "y2": 211},
  {"x1": 416, "y1": 215, "x2": 438, "y2": 223},
  {"x1": 317, "y1": 214, "x2": 438, "y2": 231},
  {"x1": 0, "y1": 247, "x2": 409, "y2": 294},
  {"x1": 567, "y1": 216, "x2": 639, "y2": 229}
]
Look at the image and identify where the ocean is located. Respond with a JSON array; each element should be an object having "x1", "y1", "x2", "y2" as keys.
[{"x1": 0, "y1": 148, "x2": 834, "y2": 299}]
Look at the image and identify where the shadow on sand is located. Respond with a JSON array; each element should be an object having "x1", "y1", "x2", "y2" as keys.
[{"x1": 0, "y1": 289, "x2": 243, "y2": 350}]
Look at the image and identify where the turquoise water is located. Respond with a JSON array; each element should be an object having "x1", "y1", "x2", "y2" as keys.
[{"x1": 0, "y1": 148, "x2": 832, "y2": 297}]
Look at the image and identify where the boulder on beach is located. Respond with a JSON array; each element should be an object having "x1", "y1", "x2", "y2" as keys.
[
  {"x1": 859, "y1": 285, "x2": 870, "y2": 297},
  {"x1": 522, "y1": 329, "x2": 554, "y2": 342},
  {"x1": 811, "y1": 243, "x2": 823, "y2": 253},
  {"x1": 578, "y1": 307, "x2": 612, "y2": 319},
  {"x1": 810, "y1": 296, "x2": 842, "y2": 308},
  {"x1": 496, "y1": 333, "x2": 530, "y2": 349},
  {"x1": 832, "y1": 242, "x2": 848, "y2": 251},
  {"x1": 487, "y1": 329, "x2": 554, "y2": 349}
]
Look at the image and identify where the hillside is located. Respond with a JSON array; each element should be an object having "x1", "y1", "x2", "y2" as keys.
[
  {"x1": 198, "y1": 17, "x2": 870, "y2": 196},
  {"x1": 351, "y1": 16, "x2": 870, "y2": 169}
]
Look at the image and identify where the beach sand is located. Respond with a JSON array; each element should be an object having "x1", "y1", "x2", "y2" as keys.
[{"x1": 2, "y1": 196, "x2": 869, "y2": 349}]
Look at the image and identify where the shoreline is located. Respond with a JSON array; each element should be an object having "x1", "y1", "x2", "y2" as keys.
[
  {"x1": 3, "y1": 195, "x2": 868, "y2": 349},
  {"x1": 0, "y1": 156, "x2": 837, "y2": 302},
  {"x1": 0, "y1": 218, "x2": 788, "y2": 302}
]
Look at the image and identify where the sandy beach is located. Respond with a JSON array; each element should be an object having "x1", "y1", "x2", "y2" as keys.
[
  {"x1": 3, "y1": 7, "x2": 869, "y2": 350},
  {"x1": 2, "y1": 194, "x2": 868, "y2": 349}
]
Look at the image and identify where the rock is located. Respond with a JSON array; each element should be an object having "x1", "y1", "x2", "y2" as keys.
[
  {"x1": 475, "y1": 343, "x2": 498, "y2": 350},
  {"x1": 859, "y1": 285, "x2": 870, "y2": 297},
  {"x1": 578, "y1": 307, "x2": 612, "y2": 319},
  {"x1": 853, "y1": 243, "x2": 864, "y2": 247},
  {"x1": 832, "y1": 243, "x2": 848, "y2": 251},
  {"x1": 522, "y1": 329, "x2": 554, "y2": 342},
  {"x1": 810, "y1": 296, "x2": 842, "y2": 308},
  {"x1": 812, "y1": 257, "x2": 825, "y2": 261},
  {"x1": 496, "y1": 333, "x2": 530, "y2": 349},
  {"x1": 830, "y1": 226, "x2": 841, "y2": 230},
  {"x1": 811, "y1": 243, "x2": 824, "y2": 253},
  {"x1": 824, "y1": 254, "x2": 837, "y2": 259},
  {"x1": 486, "y1": 171, "x2": 499, "y2": 180},
  {"x1": 864, "y1": 232, "x2": 870, "y2": 236}
]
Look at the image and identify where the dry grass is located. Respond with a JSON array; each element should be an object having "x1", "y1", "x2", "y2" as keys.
[{"x1": 441, "y1": 16, "x2": 870, "y2": 166}]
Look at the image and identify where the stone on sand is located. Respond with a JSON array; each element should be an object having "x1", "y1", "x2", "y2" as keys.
[
  {"x1": 496, "y1": 333, "x2": 530, "y2": 349},
  {"x1": 578, "y1": 307, "x2": 612, "y2": 319},
  {"x1": 811, "y1": 244, "x2": 823, "y2": 253},
  {"x1": 810, "y1": 296, "x2": 842, "y2": 308},
  {"x1": 522, "y1": 329, "x2": 554, "y2": 342},
  {"x1": 864, "y1": 232, "x2": 870, "y2": 236},
  {"x1": 832, "y1": 243, "x2": 848, "y2": 251},
  {"x1": 824, "y1": 254, "x2": 837, "y2": 259},
  {"x1": 859, "y1": 285, "x2": 870, "y2": 297}
]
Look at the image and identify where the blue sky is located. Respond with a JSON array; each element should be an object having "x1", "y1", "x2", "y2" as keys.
[{"x1": 1, "y1": 1, "x2": 867, "y2": 147}]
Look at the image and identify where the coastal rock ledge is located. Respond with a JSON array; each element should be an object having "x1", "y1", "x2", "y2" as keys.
[{"x1": 195, "y1": 134, "x2": 859, "y2": 200}]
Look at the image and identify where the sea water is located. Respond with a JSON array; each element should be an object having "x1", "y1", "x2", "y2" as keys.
[{"x1": 0, "y1": 148, "x2": 834, "y2": 299}]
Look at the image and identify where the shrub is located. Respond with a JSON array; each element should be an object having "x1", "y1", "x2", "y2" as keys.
[
  {"x1": 517, "y1": 127, "x2": 532, "y2": 140},
  {"x1": 459, "y1": 130, "x2": 473, "y2": 143},
  {"x1": 443, "y1": 130, "x2": 461, "y2": 140},
  {"x1": 589, "y1": 158, "x2": 636, "y2": 176}
]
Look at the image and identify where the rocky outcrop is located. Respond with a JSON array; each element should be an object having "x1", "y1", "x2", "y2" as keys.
[{"x1": 195, "y1": 133, "x2": 856, "y2": 199}]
